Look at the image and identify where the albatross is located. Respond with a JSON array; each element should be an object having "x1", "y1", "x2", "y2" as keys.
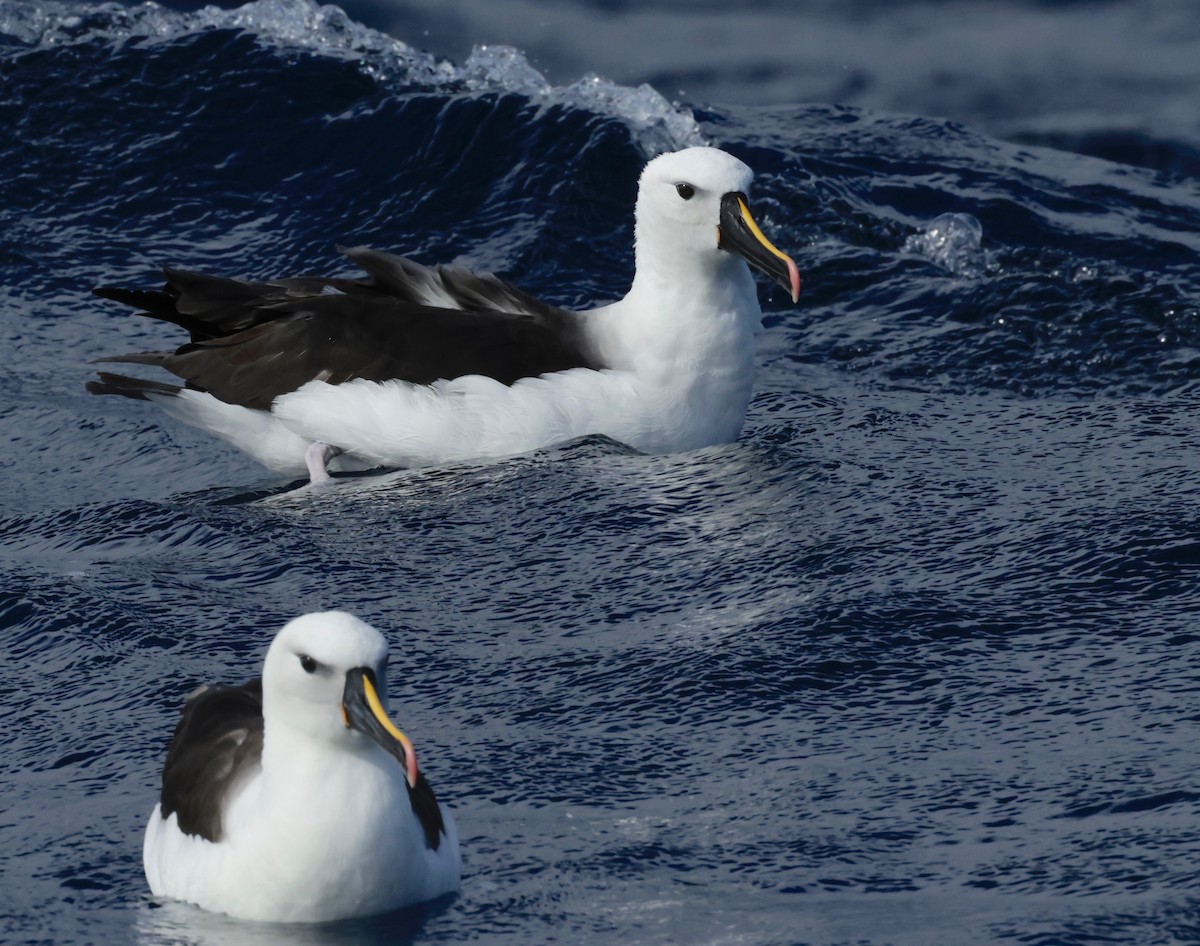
[
  {"x1": 143, "y1": 611, "x2": 461, "y2": 922},
  {"x1": 88, "y1": 146, "x2": 801, "y2": 484}
]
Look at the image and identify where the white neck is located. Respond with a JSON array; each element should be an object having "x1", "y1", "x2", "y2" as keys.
[{"x1": 591, "y1": 250, "x2": 762, "y2": 379}]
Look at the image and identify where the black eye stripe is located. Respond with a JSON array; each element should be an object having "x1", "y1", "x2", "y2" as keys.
[
  {"x1": 299, "y1": 654, "x2": 318, "y2": 674},
  {"x1": 675, "y1": 182, "x2": 695, "y2": 200}
]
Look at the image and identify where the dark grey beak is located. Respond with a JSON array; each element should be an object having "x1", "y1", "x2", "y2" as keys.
[
  {"x1": 342, "y1": 667, "x2": 418, "y2": 787},
  {"x1": 718, "y1": 191, "x2": 801, "y2": 303}
]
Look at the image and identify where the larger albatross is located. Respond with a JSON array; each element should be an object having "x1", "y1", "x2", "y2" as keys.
[
  {"x1": 89, "y1": 147, "x2": 801, "y2": 483},
  {"x1": 143, "y1": 611, "x2": 461, "y2": 922}
]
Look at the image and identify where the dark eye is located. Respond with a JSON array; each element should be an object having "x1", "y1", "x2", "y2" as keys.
[
  {"x1": 299, "y1": 654, "x2": 317, "y2": 674},
  {"x1": 675, "y1": 182, "x2": 695, "y2": 200}
]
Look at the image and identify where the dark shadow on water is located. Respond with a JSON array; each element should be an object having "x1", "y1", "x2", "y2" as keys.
[
  {"x1": 191, "y1": 434, "x2": 639, "y2": 507},
  {"x1": 135, "y1": 893, "x2": 457, "y2": 946},
  {"x1": 200, "y1": 467, "x2": 403, "y2": 506},
  {"x1": 1053, "y1": 790, "x2": 1200, "y2": 821}
]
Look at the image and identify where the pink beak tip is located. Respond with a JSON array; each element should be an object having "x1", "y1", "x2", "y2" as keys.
[{"x1": 788, "y1": 258, "x2": 802, "y2": 303}]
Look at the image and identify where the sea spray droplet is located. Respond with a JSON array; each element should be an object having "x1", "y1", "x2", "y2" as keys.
[
  {"x1": 903, "y1": 212, "x2": 985, "y2": 277},
  {"x1": 462, "y1": 44, "x2": 553, "y2": 97}
]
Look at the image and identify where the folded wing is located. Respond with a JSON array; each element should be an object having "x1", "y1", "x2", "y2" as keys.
[
  {"x1": 90, "y1": 247, "x2": 603, "y2": 411},
  {"x1": 159, "y1": 679, "x2": 265, "y2": 842}
]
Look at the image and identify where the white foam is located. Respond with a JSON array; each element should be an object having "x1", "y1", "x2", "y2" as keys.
[
  {"x1": 1, "y1": 0, "x2": 452, "y2": 82},
  {"x1": 903, "y1": 212, "x2": 989, "y2": 277},
  {"x1": 463, "y1": 44, "x2": 704, "y2": 154}
]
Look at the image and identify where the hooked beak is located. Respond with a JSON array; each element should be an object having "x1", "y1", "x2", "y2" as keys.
[
  {"x1": 342, "y1": 667, "x2": 419, "y2": 789},
  {"x1": 718, "y1": 192, "x2": 801, "y2": 303}
]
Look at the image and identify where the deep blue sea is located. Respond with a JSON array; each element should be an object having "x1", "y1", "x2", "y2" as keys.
[{"x1": 3, "y1": 1, "x2": 1200, "y2": 944}]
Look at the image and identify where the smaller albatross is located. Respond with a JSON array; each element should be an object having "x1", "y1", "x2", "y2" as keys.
[
  {"x1": 143, "y1": 611, "x2": 461, "y2": 922},
  {"x1": 88, "y1": 147, "x2": 801, "y2": 484}
]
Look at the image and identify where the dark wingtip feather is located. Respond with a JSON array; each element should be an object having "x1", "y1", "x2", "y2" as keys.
[
  {"x1": 93, "y1": 285, "x2": 167, "y2": 308},
  {"x1": 86, "y1": 371, "x2": 183, "y2": 399},
  {"x1": 90, "y1": 350, "x2": 172, "y2": 367},
  {"x1": 86, "y1": 379, "x2": 149, "y2": 400}
]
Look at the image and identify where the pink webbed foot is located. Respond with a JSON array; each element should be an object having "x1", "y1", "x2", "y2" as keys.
[{"x1": 304, "y1": 441, "x2": 344, "y2": 486}]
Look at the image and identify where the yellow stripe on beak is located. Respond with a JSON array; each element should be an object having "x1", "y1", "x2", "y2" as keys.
[
  {"x1": 737, "y1": 196, "x2": 793, "y2": 267},
  {"x1": 719, "y1": 192, "x2": 802, "y2": 303},
  {"x1": 362, "y1": 673, "x2": 419, "y2": 789}
]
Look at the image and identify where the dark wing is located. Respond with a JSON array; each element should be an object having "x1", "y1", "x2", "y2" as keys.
[
  {"x1": 409, "y1": 773, "x2": 448, "y2": 851},
  {"x1": 158, "y1": 678, "x2": 264, "y2": 842},
  {"x1": 89, "y1": 247, "x2": 604, "y2": 410}
]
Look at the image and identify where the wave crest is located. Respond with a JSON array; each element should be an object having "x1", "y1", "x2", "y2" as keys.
[{"x1": 0, "y1": 0, "x2": 701, "y2": 153}]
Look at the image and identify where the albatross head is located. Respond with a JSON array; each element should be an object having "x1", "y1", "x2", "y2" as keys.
[
  {"x1": 634, "y1": 147, "x2": 801, "y2": 303},
  {"x1": 262, "y1": 611, "x2": 420, "y2": 788}
]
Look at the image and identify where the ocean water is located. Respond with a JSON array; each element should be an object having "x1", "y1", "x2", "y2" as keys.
[{"x1": 2, "y1": 1, "x2": 1200, "y2": 945}]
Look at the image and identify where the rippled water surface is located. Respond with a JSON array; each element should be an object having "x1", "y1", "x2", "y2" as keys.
[{"x1": 2, "y1": 1, "x2": 1200, "y2": 944}]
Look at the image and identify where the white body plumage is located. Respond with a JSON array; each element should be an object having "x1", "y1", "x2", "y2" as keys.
[
  {"x1": 95, "y1": 147, "x2": 799, "y2": 481},
  {"x1": 143, "y1": 612, "x2": 461, "y2": 922}
]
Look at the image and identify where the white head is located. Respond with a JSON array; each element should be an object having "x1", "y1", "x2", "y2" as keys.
[
  {"x1": 633, "y1": 146, "x2": 800, "y2": 302},
  {"x1": 261, "y1": 611, "x2": 418, "y2": 785}
]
